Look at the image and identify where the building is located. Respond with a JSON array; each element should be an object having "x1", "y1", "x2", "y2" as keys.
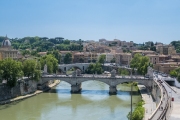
[
  {"x1": 0, "y1": 36, "x2": 18, "y2": 60},
  {"x1": 97, "y1": 53, "x2": 115, "y2": 63},
  {"x1": 156, "y1": 45, "x2": 176, "y2": 55},
  {"x1": 84, "y1": 52, "x2": 98, "y2": 63},
  {"x1": 132, "y1": 50, "x2": 156, "y2": 57},
  {"x1": 73, "y1": 52, "x2": 85, "y2": 63},
  {"x1": 115, "y1": 53, "x2": 132, "y2": 66},
  {"x1": 154, "y1": 62, "x2": 180, "y2": 74},
  {"x1": 146, "y1": 54, "x2": 159, "y2": 64}
]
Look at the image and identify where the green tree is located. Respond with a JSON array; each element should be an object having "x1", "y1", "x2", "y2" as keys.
[
  {"x1": 110, "y1": 57, "x2": 116, "y2": 63},
  {"x1": 63, "y1": 39, "x2": 70, "y2": 44},
  {"x1": 98, "y1": 54, "x2": 106, "y2": 64},
  {"x1": 85, "y1": 63, "x2": 103, "y2": 74},
  {"x1": 47, "y1": 50, "x2": 61, "y2": 64},
  {"x1": 64, "y1": 52, "x2": 72, "y2": 64},
  {"x1": 170, "y1": 67, "x2": 180, "y2": 82},
  {"x1": 130, "y1": 53, "x2": 149, "y2": 75},
  {"x1": 40, "y1": 54, "x2": 58, "y2": 73},
  {"x1": 118, "y1": 68, "x2": 129, "y2": 75},
  {"x1": 21, "y1": 50, "x2": 31, "y2": 56},
  {"x1": 127, "y1": 100, "x2": 145, "y2": 120},
  {"x1": 22, "y1": 59, "x2": 41, "y2": 81},
  {"x1": 52, "y1": 50, "x2": 61, "y2": 64},
  {"x1": 169, "y1": 70, "x2": 178, "y2": 77},
  {"x1": 0, "y1": 58, "x2": 23, "y2": 87}
]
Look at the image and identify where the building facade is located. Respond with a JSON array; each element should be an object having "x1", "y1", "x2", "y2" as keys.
[
  {"x1": 115, "y1": 53, "x2": 132, "y2": 66},
  {"x1": 0, "y1": 36, "x2": 18, "y2": 60},
  {"x1": 156, "y1": 45, "x2": 176, "y2": 55}
]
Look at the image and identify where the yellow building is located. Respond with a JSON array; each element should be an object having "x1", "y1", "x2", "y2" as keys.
[{"x1": 0, "y1": 36, "x2": 18, "y2": 60}]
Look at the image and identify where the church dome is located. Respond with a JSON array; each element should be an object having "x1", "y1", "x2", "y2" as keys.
[{"x1": 2, "y1": 37, "x2": 11, "y2": 47}]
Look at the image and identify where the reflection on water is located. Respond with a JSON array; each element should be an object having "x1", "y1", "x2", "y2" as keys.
[{"x1": 0, "y1": 81, "x2": 141, "y2": 120}]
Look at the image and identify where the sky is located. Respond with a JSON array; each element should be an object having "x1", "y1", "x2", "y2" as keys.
[{"x1": 0, "y1": 0, "x2": 180, "y2": 44}]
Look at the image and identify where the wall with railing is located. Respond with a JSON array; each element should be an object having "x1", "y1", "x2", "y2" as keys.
[{"x1": 148, "y1": 80, "x2": 172, "y2": 120}]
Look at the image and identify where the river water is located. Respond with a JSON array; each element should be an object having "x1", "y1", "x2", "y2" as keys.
[{"x1": 0, "y1": 81, "x2": 141, "y2": 120}]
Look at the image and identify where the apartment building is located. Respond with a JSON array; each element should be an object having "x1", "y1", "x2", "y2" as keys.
[
  {"x1": 146, "y1": 54, "x2": 159, "y2": 64},
  {"x1": 115, "y1": 53, "x2": 132, "y2": 66},
  {"x1": 99, "y1": 39, "x2": 134, "y2": 48},
  {"x1": 156, "y1": 45, "x2": 176, "y2": 55},
  {"x1": 73, "y1": 52, "x2": 85, "y2": 63},
  {"x1": 132, "y1": 50, "x2": 156, "y2": 57},
  {"x1": 97, "y1": 53, "x2": 115, "y2": 63},
  {"x1": 154, "y1": 62, "x2": 180, "y2": 74}
]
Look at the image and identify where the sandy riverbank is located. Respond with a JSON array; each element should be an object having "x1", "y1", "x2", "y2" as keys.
[{"x1": 0, "y1": 80, "x2": 60, "y2": 105}]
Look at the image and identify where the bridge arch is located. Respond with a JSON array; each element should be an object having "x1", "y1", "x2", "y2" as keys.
[{"x1": 58, "y1": 63, "x2": 90, "y2": 73}]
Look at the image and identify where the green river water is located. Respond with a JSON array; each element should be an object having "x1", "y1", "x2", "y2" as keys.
[{"x1": 0, "y1": 81, "x2": 142, "y2": 120}]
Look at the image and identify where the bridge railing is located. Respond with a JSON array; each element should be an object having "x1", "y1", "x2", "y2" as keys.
[{"x1": 42, "y1": 75, "x2": 151, "y2": 81}]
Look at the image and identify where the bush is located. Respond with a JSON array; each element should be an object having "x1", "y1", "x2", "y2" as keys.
[{"x1": 127, "y1": 100, "x2": 145, "y2": 120}]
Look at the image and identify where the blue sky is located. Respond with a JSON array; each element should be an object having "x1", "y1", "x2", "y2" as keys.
[{"x1": 0, "y1": 0, "x2": 180, "y2": 44}]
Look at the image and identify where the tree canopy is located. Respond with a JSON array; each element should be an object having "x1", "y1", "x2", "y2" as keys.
[
  {"x1": 98, "y1": 54, "x2": 106, "y2": 64},
  {"x1": 40, "y1": 54, "x2": 58, "y2": 73},
  {"x1": 85, "y1": 62, "x2": 103, "y2": 74},
  {"x1": 0, "y1": 58, "x2": 23, "y2": 87},
  {"x1": 170, "y1": 67, "x2": 180, "y2": 82},
  {"x1": 130, "y1": 53, "x2": 149, "y2": 75},
  {"x1": 64, "y1": 52, "x2": 72, "y2": 64},
  {"x1": 22, "y1": 59, "x2": 41, "y2": 81},
  {"x1": 171, "y1": 40, "x2": 180, "y2": 53}
]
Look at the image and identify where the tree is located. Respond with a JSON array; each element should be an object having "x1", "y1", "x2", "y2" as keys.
[
  {"x1": 85, "y1": 63, "x2": 103, "y2": 74},
  {"x1": 22, "y1": 59, "x2": 41, "y2": 81},
  {"x1": 127, "y1": 100, "x2": 145, "y2": 120},
  {"x1": 150, "y1": 46, "x2": 156, "y2": 51},
  {"x1": 64, "y1": 52, "x2": 72, "y2": 64},
  {"x1": 169, "y1": 70, "x2": 177, "y2": 77},
  {"x1": 40, "y1": 54, "x2": 58, "y2": 73},
  {"x1": 130, "y1": 53, "x2": 149, "y2": 75},
  {"x1": 21, "y1": 50, "x2": 31, "y2": 56},
  {"x1": 110, "y1": 57, "x2": 116, "y2": 63},
  {"x1": 170, "y1": 67, "x2": 180, "y2": 82},
  {"x1": 63, "y1": 39, "x2": 70, "y2": 44},
  {"x1": 0, "y1": 58, "x2": 23, "y2": 87},
  {"x1": 98, "y1": 54, "x2": 106, "y2": 64},
  {"x1": 118, "y1": 68, "x2": 129, "y2": 75},
  {"x1": 52, "y1": 50, "x2": 61, "y2": 64}
]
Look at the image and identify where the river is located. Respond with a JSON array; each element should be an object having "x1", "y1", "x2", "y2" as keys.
[{"x1": 0, "y1": 81, "x2": 142, "y2": 120}]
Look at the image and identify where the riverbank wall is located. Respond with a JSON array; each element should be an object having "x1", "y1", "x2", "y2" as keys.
[
  {"x1": 0, "y1": 79, "x2": 60, "y2": 104},
  {"x1": 0, "y1": 80, "x2": 60, "y2": 105}
]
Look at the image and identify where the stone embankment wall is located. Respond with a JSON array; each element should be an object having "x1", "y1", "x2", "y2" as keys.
[
  {"x1": 0, "y1": 79, "x2": 38, "y2": 101},
  {"x1": 0, "y1": 84, "x2": 21, "y2": 101},
  {"x1": 151, "y1": 80, "x2": 161, "y2": 105}
]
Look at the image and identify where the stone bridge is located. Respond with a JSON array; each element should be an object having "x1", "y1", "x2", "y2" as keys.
[
  {"x1": 58, "y1": 63, "x2": 90, "y2": 73},
  {"x1": 41, "y1": 75, "x2": 152, "y2": 94}
]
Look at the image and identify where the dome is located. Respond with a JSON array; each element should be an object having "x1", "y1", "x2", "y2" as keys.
[{"x1": 2, "y1": 37, "x2": 11, "y2": 48}]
